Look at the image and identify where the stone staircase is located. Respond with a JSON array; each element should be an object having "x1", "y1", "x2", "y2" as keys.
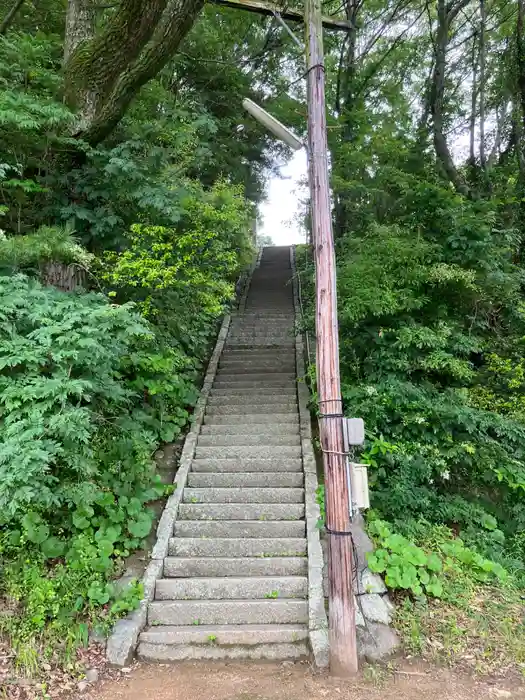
[{"x1": 138, "y1": 246, "x2": 310, "y2": 661}]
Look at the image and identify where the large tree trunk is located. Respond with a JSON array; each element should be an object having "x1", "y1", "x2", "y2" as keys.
[
  {"x1": 430, "y1": 0, "x2": 472, "y2": 198},
  {"x1": 515, "y1": 0, "x2": 525, "y2": 256},
  {"x1": 64, "y1": 0, "x2": 204, "y2": 144},
  {"x1": 479, "y1": 0, "x2": 486, "y2": 170},
  {"x1": 468, "y1": 31, "x2": 478, "y2": 167}
]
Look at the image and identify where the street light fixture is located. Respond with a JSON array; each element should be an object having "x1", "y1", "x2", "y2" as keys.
[{"x1": 242, "y1": 98, "x2": 303, "y2": 151}]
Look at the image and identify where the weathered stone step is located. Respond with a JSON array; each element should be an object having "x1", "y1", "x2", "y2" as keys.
[
  {"x1": 155, "y1": 576, "x2": 307, "y2": 601},
  {"x1": 219, "y1": 359, "x2": 293, "y2": 368},
  {"x1": 138, "y1": 625, "x2": 308, "y2": 662},
  {"x1": 232, "y1": 314, "x2": 295, "y2": 323},
  {"x1": 210, "y1": 385, "x2": 297, "y2": 393},
  {"x1": 182, "y1": 486, "x2": 304, "y2": 503},
  {"x1": 213, "y1": 381, "x2": 297, "y2": 390},
  {"x1": 225, "y1": 342, "x2": 295, "y2": 348},
  {"x1": 163, "y1": 556, "x2": 307, "y2": 578},
  {"x1": 148, "y1": 599, "x2": 308, "y2": 626},
  {"x1": 217, "y1": 364, "x2": 296, "y2": 374},
  {"x1": 228, "y1": 334, "x2": 295, "y2": 340},
  {"x1": 196, "y1": 435, "x2": 300, "y2": 448},
  {"x1": 140, "y1": 623, "x2": 307, "y2": 647},
  {"x1": 187, "y1": 472, "x2": 303, "y2": 488},
  {"x1": 203, "y1": 414, "x2": 299, "y2": 426},
  {"x1": 214, "y1": 374, "x2": 296, "y2": 384},
  {"x1": 226, "y1": 337, "x2": 293, "y2": 343},
  {"x1": 228, "y1": 325, "x2": 292, "y2": 331},
  {"x1": 222, "y1": 349, "x2": 293, "y2": 357},
  {"x1": 205, "y1": 404, "x2": 297, "y2": 415},
  {"x1": 215, "y1": 372, "x2": 295, "y2": 380},
  {"x1": 190, "y1": 458, "x2": 301, "y2": 473},
  {"x1": 169, "y1": 537, "x2": 307, "y2": 558},
  {"x1": 178, "y1": 502, "x2": 304, "y2": 520},
  {"x1": 174, "y1": 520, "x2": 305, "y2": 539},
  {"x1": 194, "y1": 446, "x2": 301, "y2": 460},
  {"x1": 207, "y1": 395, "x2": 296, "y2": 405},
  {"x1": 199, "y1": 423, "x2": 299, "y2": 435}
]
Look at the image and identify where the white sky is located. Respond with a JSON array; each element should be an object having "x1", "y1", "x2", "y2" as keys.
[{"x1": 258, "y1": 149, "x2": 309, "y2": 246}]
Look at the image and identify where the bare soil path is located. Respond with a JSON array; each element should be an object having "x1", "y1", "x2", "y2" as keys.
[{"x1": 92, "y1": 660, "x2": 525, "y2": 700}]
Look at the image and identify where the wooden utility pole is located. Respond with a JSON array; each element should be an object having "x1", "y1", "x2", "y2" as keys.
[
  {"x1": 213, "y1": 0, "x2": 358, "y2": 675},
  {"x1": 305, "y1": 0, "x2": 359, "y2": 677}
]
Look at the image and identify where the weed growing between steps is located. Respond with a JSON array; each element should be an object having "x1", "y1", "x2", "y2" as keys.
[
  {"x1": 295, "y1": 241, "x2": 525, "y2": 675},
  {"x1": 0, "y1": 199, "x2": 252, "y2": 678}
]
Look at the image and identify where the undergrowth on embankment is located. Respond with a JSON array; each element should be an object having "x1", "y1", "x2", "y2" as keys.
[{"x1": 296, "y1": 189, "x2": 525, "y2": 674}]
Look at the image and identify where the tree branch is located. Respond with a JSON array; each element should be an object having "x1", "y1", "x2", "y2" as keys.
[
  {"x1": 79, "y1": 0, "x2": 204, "y2": 144},
  {"x1": 0, "y1": 0, "x2": 25, "y2": 35}
]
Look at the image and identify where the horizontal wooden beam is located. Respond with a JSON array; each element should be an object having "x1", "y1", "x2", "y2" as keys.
[{"x1": 208, "y1": 0, "x2": 353, "y2": 31}]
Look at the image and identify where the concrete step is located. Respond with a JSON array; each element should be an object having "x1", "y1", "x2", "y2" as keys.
[
  {"x1": 222, "y1": 349, "x2": 293, "y2": 358},
  {"x1": 199, "y1": 424, "x2": 299, "y2": 436},
  {"x1": 138, "y1": 641, "x2": 308, "y2": 662},
  {"x1": 174, "y1": 520, "x2": 305, "y2": 539},
  {"x1": 227, "y1": 331, "x2": 292, "y2": 336},
  {"x1": 190, "y1": 458, "x2": 301, "y2": 473},
  {"x1": 194, "y1": 446, "x2": 301, "y2": 459},
  {"x1": 217, "y1": 364, "x2": 296, "y2": 374},
  {"x1": 218, "y1": 359, "x2": 293, "y2": 368},
  {"x1": 139, "y1": 624, "x2": 308, "y2": 647},
  {"x1": 226, "y1": 333, "x2": 295, "y2": 345},
  {"x1": 214, "y1": 377, "x2": 296, "y2": 387},
  {"x1": 225, "y1": 342, "x2": 295, "y2": 348},
  {"x1": 228, "y1": 326, "x2": 292, "y2": 333},
  {"x1": 155, "y1": 576, "x2": 307, "y2": 600},
  {"x1": 216, "y1": 369, "x2": 295, "y2": 377},
  {"x1": 196, "y1": 435, "x2": 300, "y2": 448},
  {"x1": 218, "y1": 368, "x2": 294, "y2": 376},
  {"x1": 169, "y1": 537, "x2": 307, "y2": 558},
  {"x1": 138, "y1": 625, "x2": 308, "y2": 662},
  {"x1": 205, "y1": 404, "x2": 297, "y2": 415},
  {"x1": 177, "y1": 502, "x2": 305, "y2": 520},
  {"x1": 187, "y1": 472, "x2": 303, "y2": 488},
  {"x1": 209, "y1": 387, "x2": 297, "y2": 395},
  {"x1": 207, "y1": 395, "x2": 297, "y2": 405},
  {"x1": 163, "y1": 556, "x2": 307, "y2": 578},
  {"x1": 231, "y1": 317, "x2": 293, "y2": 322},
  {"x1": 182, "y1": 486, "x2": 304, "y2": 503},
  {"x1": 203, "y1": 414, "x2": 299, "y2": 425},
  {"x1": 148, "y1": 599, "x2": 308, "y2": 626},
  {"x1": 212, "y1": 381, "x2": 297, "y2": 390}
]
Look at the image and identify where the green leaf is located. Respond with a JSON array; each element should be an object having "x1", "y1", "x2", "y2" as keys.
[
  {"x1": 97, "y1": 539, "x2": 114, "y2": 558},
  {"x1": 128, "y1": 512, "x2": 152, "y2": 539},
  {"x1": 426, "y1": 553, "x2": 442, "y2": 572},
  {"x1": 73, "y1": 513, "x2": 91, "y2": 530},
  {"x1": 425, "y1": 576, "x2": 444, "y2": 598},
  {"x1": 22, "y1": 513, "x2": 49, "y2": 544},
  {"x1": 368, "y1": 552, "x2": 387, "y2": 573},
  {"x1": 418, "y1": 568, "x2": 430, "y2": 585},
  {"x1": 41, "y1": 536, "x2": 66, "y2": 559}
]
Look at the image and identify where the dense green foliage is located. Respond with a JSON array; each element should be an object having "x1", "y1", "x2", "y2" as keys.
[
  {"x1": 3, "y1": 0, "x2": 525, "y2": 677},
  {"x1": 0, "y1": 2, "x2": 269, "y2": 671},
  {"x1": 294, "y1": 0, "x2": 525, "y2": 671}
]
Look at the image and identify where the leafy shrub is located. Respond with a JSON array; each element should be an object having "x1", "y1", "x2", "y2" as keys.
[
  {"x1": 0, "y1": 273, "x2": 193, "y2": 531},
  {"x1": 367, "y1": 519, "x2": 507, "y2": 599},
  {"x1": 0, "y1": 224, "x2": 93, "y2": 275},
  {"x1": 0, "y1": 272, "x2": 204, "y2": 666},
  {"x1": 100, "y1": 180, "x2": 253, "y2": 359}
]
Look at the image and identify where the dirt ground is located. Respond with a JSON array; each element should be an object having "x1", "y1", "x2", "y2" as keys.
[{"x1": 92, "y1": 660, "x2": 525, "y2": 700}]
